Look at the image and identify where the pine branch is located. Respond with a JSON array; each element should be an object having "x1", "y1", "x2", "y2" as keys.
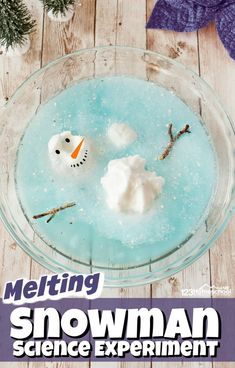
[
  {"x1": 40, "y1": 0, "x2": 75, "y2": 16},
  {"x1": 0, "y1": 0, "x2": 35, "y2": 49},
  {"x1": 159, "y1": 123, "x2": 191, "y2": 160}
]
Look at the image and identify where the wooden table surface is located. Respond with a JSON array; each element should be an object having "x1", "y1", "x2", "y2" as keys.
[{"x1": 0, "y1": 1, "x2": 235, "y2": 367}]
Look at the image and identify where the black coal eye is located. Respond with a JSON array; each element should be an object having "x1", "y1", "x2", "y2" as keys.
[
  {"x1": 55, "y1": 150, "x2": 60, "y2": 154},
  {"x1": 65, "y1": 138, "x2": 70, "y2": 143}
]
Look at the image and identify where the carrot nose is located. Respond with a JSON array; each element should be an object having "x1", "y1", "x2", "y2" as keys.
[{"x1": 71, "y1": 138, "x2": 85, "y2": 159}]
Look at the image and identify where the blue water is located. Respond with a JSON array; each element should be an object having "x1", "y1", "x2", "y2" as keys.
[{"x1": 16, "y1": 76, "x2": 216, "y2": 268}]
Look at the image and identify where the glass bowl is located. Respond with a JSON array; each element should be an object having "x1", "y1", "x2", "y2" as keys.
[{"x1": 0, "y1": 46, "x2": 234, "y2": 287}]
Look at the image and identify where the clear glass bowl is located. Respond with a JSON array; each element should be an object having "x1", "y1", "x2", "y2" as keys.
[{"x1": 0, "y1": 46, "x2": 234, "y2": 287}]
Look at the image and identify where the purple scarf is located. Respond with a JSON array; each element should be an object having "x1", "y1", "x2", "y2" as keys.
[{"x1": 147, "y1": 0, "x2": 235, "y2": 60}]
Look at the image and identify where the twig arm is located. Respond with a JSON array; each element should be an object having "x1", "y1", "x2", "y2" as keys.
[
  {"x1": 175, "y1": 124, "x2": 191, "y2": 140},
  {"x1": 33, "y1": 202, "x2": 76, "y2": 222},
  {"x1": 159, "y1": 123, "x2": 191, "y2": 160},
  {"x1": 159, "y1": 141, "x2": 174, "y2": 160},
  {"x1": 168, "y1": 123, "x2": 174, "y2": 141}
]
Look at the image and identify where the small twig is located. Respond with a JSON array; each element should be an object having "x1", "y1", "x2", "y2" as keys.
[
  {"x1": 46, "y1": 213, "x2": 56, "y2": 224},
  {"x1": 168, "y1": 123, "x2": 174, "y2": 141},
  {"x1": 159, "y1": 123, "x2": 191, "y2": 160},
  {"x1": 33, "y1": 202, "x2": 76, "y2": 223}
]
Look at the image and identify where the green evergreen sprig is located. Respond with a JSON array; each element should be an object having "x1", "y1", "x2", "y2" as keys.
[
  {"x1": 41, "y1": 0, "x2": 75, "y2": 16},
  {"x1": 0, "y1": 0, "x2": 35, "y2": 49}
]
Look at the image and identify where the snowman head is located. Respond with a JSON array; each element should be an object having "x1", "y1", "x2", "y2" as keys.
[{"x1": 48, "y1": 131, "x2": 90, "y2": 175}]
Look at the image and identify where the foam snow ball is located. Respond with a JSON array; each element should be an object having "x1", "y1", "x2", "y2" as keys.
[
  {"x1": 47, "y1": 7, "x2": 74, "y2": 22},
  {"x1": 101, "y1": 155, "x2": 165, "y2": 214},
  {"x1": 48, "y1": 131, "x2": 92, "y2": 176},
  {"x1": 107, "y1": 122, "x2": 137, "y2": 148}
]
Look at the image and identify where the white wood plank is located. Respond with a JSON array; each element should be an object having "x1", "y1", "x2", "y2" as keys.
[
  {"x1": 92, "y1": 1, "x2": 150, "y2": 368},
  {"x1": 0, "y1": 1, "x2": 44, "y2": 106},
  {"x1": 198, "y1": 24, "x2": 235, "y2": 297},
  {"x1": 30, "y1": 0, "x2": 96, "y2": 278},
  {"x1": 147, "y1": 1, "x2": 212, "y2": 367},
  {"x1": 146, "y1": 0, "x2": 211, "y2": 297},
  {"x1": 0, "y1": 1, "x2": 43, "y2": 368},
  {"x1": 95, "y1": 0, "x2": 118, "y2": 47},
  {"x1": 29, "y1": 2, "x2": 96, "y2": 368},
  {"x1": 198, "y1": 24, "x2": 235, "y2": 368},
  {"x1": 0, "y1": 0, "x2": 43, "y2": 292},
  {"x1": 0, "y1": 364, "x2": 28, "y2": 368},
  {"x1": 113, "y1": 0, "x2": 150, "y2": 304}
]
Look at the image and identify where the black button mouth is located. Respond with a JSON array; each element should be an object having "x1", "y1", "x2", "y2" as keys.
[{"x1": 70, "y1": 149, "x2": 89, "y2": 168}]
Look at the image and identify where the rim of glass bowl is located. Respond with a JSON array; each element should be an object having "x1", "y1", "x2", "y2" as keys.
[{"x1": 0, "y1": 45, "x2": 235, "y2": 287}]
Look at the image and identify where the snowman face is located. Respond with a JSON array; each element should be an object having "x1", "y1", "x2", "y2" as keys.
[{"x1": 48, "y1": 131, "x2": 90, "y2": 173}]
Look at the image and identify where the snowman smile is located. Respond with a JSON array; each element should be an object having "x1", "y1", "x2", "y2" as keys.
[{"x1": 70, "y1": 149, "x2": 89, "y2": 168}]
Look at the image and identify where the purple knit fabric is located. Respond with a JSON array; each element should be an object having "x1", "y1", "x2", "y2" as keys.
[
  {"x1": 147, "y1": 0, "x2": 235, "y2": 60},
  {"x1": 216, "y1": 2, "x2": 235, "y2": 58}
]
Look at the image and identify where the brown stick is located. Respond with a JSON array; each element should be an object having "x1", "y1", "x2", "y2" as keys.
[
  {"x1": 159, "y1": 123, "x2": 191, "y2": 160},
  {"x1": 33, "y1": 202, "x2": 76, "y2": 223}
]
